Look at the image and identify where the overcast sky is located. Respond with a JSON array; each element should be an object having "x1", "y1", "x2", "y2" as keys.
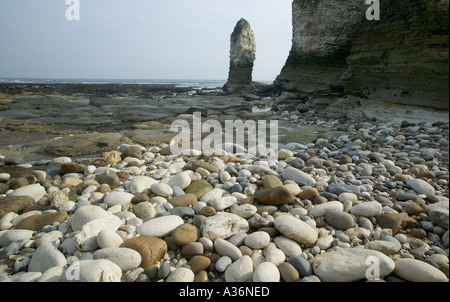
[{"x1": 0, "y1": 0, "x2": 292, "y2": 81}]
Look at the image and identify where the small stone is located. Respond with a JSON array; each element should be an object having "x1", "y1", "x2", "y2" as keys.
[
  {"x1": 74, "y1": 215, "x2": 123, "y2": 251},
  {"x1": 253, "y1": 262, "x2": 280, "y2": 282},
  {"x1": 133, "y1": 202, "x2": 156, "y2": 221},
  {"x1": 97, "y1": 230, "x2": 124, "y2": 249},
  {"x1": 376, "y1": 213, "x2": 421, "y2": 235},
  {"x1": 166, "y1": 267, "x2": 195, "y2": 282},
  {"x1": 310, "y1": 201, "x2": 344, "y2": 218},
  {"x1": 13, "y1": 272, "x2": 42, "y2": 282},
  {"x1": 15, "y1": 211, "x2": 68, "y2": 231},
  {"x1": 428, "y1": 254, "x2": 449, "y2": 278},
  {"x1": 394, "y1": 258, "x2": 448, "y2": 282},
  {"x1": 428, "y1": 201, "x2": 449, "y2": 230},
  {"x1": 298, "y1": 187, "x2": 319, "y2": 200},
  {"x1": 172, "y1": 224, "x2": 200, "y2": 246},
  {"x1": 282, "y1": 167, "x2": 316, "y2": 186},
  {"x1": 200, "y1": 206, "x2": 216, "y2": 217},
  {"x1": 93, "y1": 247, "x2": 142, "y2": 271},
  {"x1": 324, "y1": 210, "x2": 354, "y2": 230},
  {"x1": 168, "y1": 194, "x2": 197, "y2": 207},
  {"x1": 288, "y1": 256, "x2": 313, "y2": 277},
  {"x1": 0, "y1": 183, "x2": 9, "y2": 195},
  {"x1": 201, "y1": 212, "x2": 249, "y2": 241},
  {"x1": 37, "y1": 266, "x2": 64, "y2": 282},
  {"x1": 216, "y1": 256, "x2": 233, "y2": 273},
  {"x1": 365, "y1": 240, "x2": 400, "y2": 255},
  {"x1": 273, "y1": 236, "x2": 302, "y2": 257},
  {"x1": 316, "y1": 234, "x2": 334, "y2": 250},
  {"x1": 214, "y1": 238, "x2": 242, "y2": 261},
  {"x1": 121, "y1": 236, "x2": 168, "y2": 268},
  {"x1": 191, "y1": 160, "x2": 220, "y2": 173},
  {"x1": 188, "y1": 255, "x2": 211, "y2": 274},
  {"x1": 103, "y1": 191, "x2": 135, "y2": 207},
  {"x1": 345, "y1": 227, "x2": 371, "y2": 239},
  {"x1": 350, "y1": 201, "x2": 382, "y2": 217},
  {"x1": 278, "y1": 262, "x2": 299, "y2": 282},
  {"x1": 151, "y1": 183, "x2": 173, "y2": 197},
  {"x1": 224, "y1": 255, "x2": 253, "y2": 282},
  {"x1": 180, "y1": 241, "x2": 204, "y2": 258},
  {"x1": 167, "y1": 171, "x2": 192, "y2": 189},
  {"x1": 311, "y1": 249, "x2": 395, "y2": 282},
  {"x1": 263, "y1": 175, "x2": 283, "y2": 189},
  {"x1": 405, "y1": 201, "x2": 428, "y2": 215},
  {"x1": 338, "y1": 192, "x2": 358, "y2": 204},
  {"x1": 63, "y1": 259, "x2": 122, "y2": 282},
  {"x1": 278, "y1": 149, "x2": 293, "y2": 160},
  {"x1": 194, "y1": 270, "x2": 209, "y2": 282},
  {"x1": 264, "y1": 246, "x2": 286, "y2": 266},
  {"x1": 61, "y1": 162, "x2": 86, "y2": 174},
  {"x1": 99, "y1": 173, "x2": 121, "y2": 190},
  {"x1": 185, "y1": 179, "x2": 213, "y2": 199},
  {"x1": 253, "y1": 186, "x2": 295, "y2": 205},
  {"x1": 137, "y1": 215, "x2": 184, "y2": 237},
  {"x1": 211, "y1": 196, "x2": 238, "y2": 211},
  {"x1": 407, "y1": 178, "x2": 435, "y2": 196},
  {"x1": 28, "y1": 243, "x2": 67, "y2": 273},
  {"x1": 410, "y1": 228, "x2": 427, "y2": 238},
  {"x1": 274, "y1": 215, "x2": 318, "y2": 246},
  {"x1": 70, "y1": 205, "x2": 111, "y2": 232},
  {"x1": 0, "y1": 229, "x2": 34, "y2": 247},
  {"x1": 9, "y1": 184, "x2": 46, "y2": 202},
  {"x1": 0, "y1": 196, "x2": 35, "y2": 219},
  {"x1": 244, "y1": 231, "x2": 270, "y2": 249},
  {"x1": 231, "y1": 204, "x2": 257, "y2": 219},
  {"x1": 129, "y1": 176, "x2": 157, "y2": 194}
]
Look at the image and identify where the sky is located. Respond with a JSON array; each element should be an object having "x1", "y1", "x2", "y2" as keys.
[{"x1": 0, "y1": 0, "x2": 293, "y2": 82}]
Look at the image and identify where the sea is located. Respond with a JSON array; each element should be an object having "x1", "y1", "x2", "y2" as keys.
[
  {"x1": 0, "y1": 78, "x2": 228, "y2": 90},
  {"x1": 0, "y1": 78, "x2": 273, "y2": 90}
]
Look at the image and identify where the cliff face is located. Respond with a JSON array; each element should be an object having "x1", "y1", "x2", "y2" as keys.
[
  {"x1": 224, "y1": 18, "x2": 256, "y2": 93},
  {"x1": 276, "y1": 0, "x2": 449, "y2": 109}
]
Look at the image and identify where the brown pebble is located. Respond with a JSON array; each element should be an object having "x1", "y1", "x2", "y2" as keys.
[
  {"x1": 169, "y1": 194, "x2": 198, "y2": 207},
  {"x1": 278, "y1": 262, "x2": 299, "y2": 282},
  {"x1": 172, "y1": 224, "x2": 200, "y2": 247},
  {"x1": 410, "y1": 228, "x2": 427, "y2": 238},
  {"x1": 194, "y1": 271, "x2": 209, "y2": 282},
  {"x1": 180, "y1": 242, "x2": 204, "y2": 258},
  {"x1": 416, "y1": 171, "x2": 436, "y2": 179},
  {"x1": 143, "y1": 264, "x2": 159, "y2": 280},
  {"x1": 200, "y1": 206, "x2": 216, "y2": 217},
  {"x1": 239, "y1": 245, "x2": 253, "y2": 256},
  {"x1": 314, "y1": 217, "x2": 326, "y2": 228},
  {"x1": 121, "y1": 236, "x2": 167, "y2": 268},
  {"x1": 188, "y1": 255, "x2": 211, "y2": 274},
  {"x1": 298, "y1": 187, "x2": 319, "y2": 200},
  {"x1": 253, "y1": 186, "x2": 294, "y2": 205}
]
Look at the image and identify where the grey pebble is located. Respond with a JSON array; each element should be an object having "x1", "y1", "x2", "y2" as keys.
[{"x1": 288, "y1": 256, "x2": 313, "y2": 277}]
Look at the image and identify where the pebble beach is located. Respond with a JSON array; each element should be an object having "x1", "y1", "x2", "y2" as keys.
[{"x1": 0, "y1": 90, "x2": 449, "y2": 283}]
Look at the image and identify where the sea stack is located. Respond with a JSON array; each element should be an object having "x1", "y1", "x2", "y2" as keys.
[{"x1": 224, "y1": 18, "x2": 256, "y2": 93}]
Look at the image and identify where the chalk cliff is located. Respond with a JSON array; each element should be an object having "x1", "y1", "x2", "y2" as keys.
[
  {"x1": 275, "y1": 0, "x2": 449, "y2": 109},
  {"x1": 224, "y1": 18, "x2": 256, "y2": 93}
]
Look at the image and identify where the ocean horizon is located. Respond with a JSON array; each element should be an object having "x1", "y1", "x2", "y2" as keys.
[{"x1": 0, "y1": 78, "x2": 273, "y2": 89}]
